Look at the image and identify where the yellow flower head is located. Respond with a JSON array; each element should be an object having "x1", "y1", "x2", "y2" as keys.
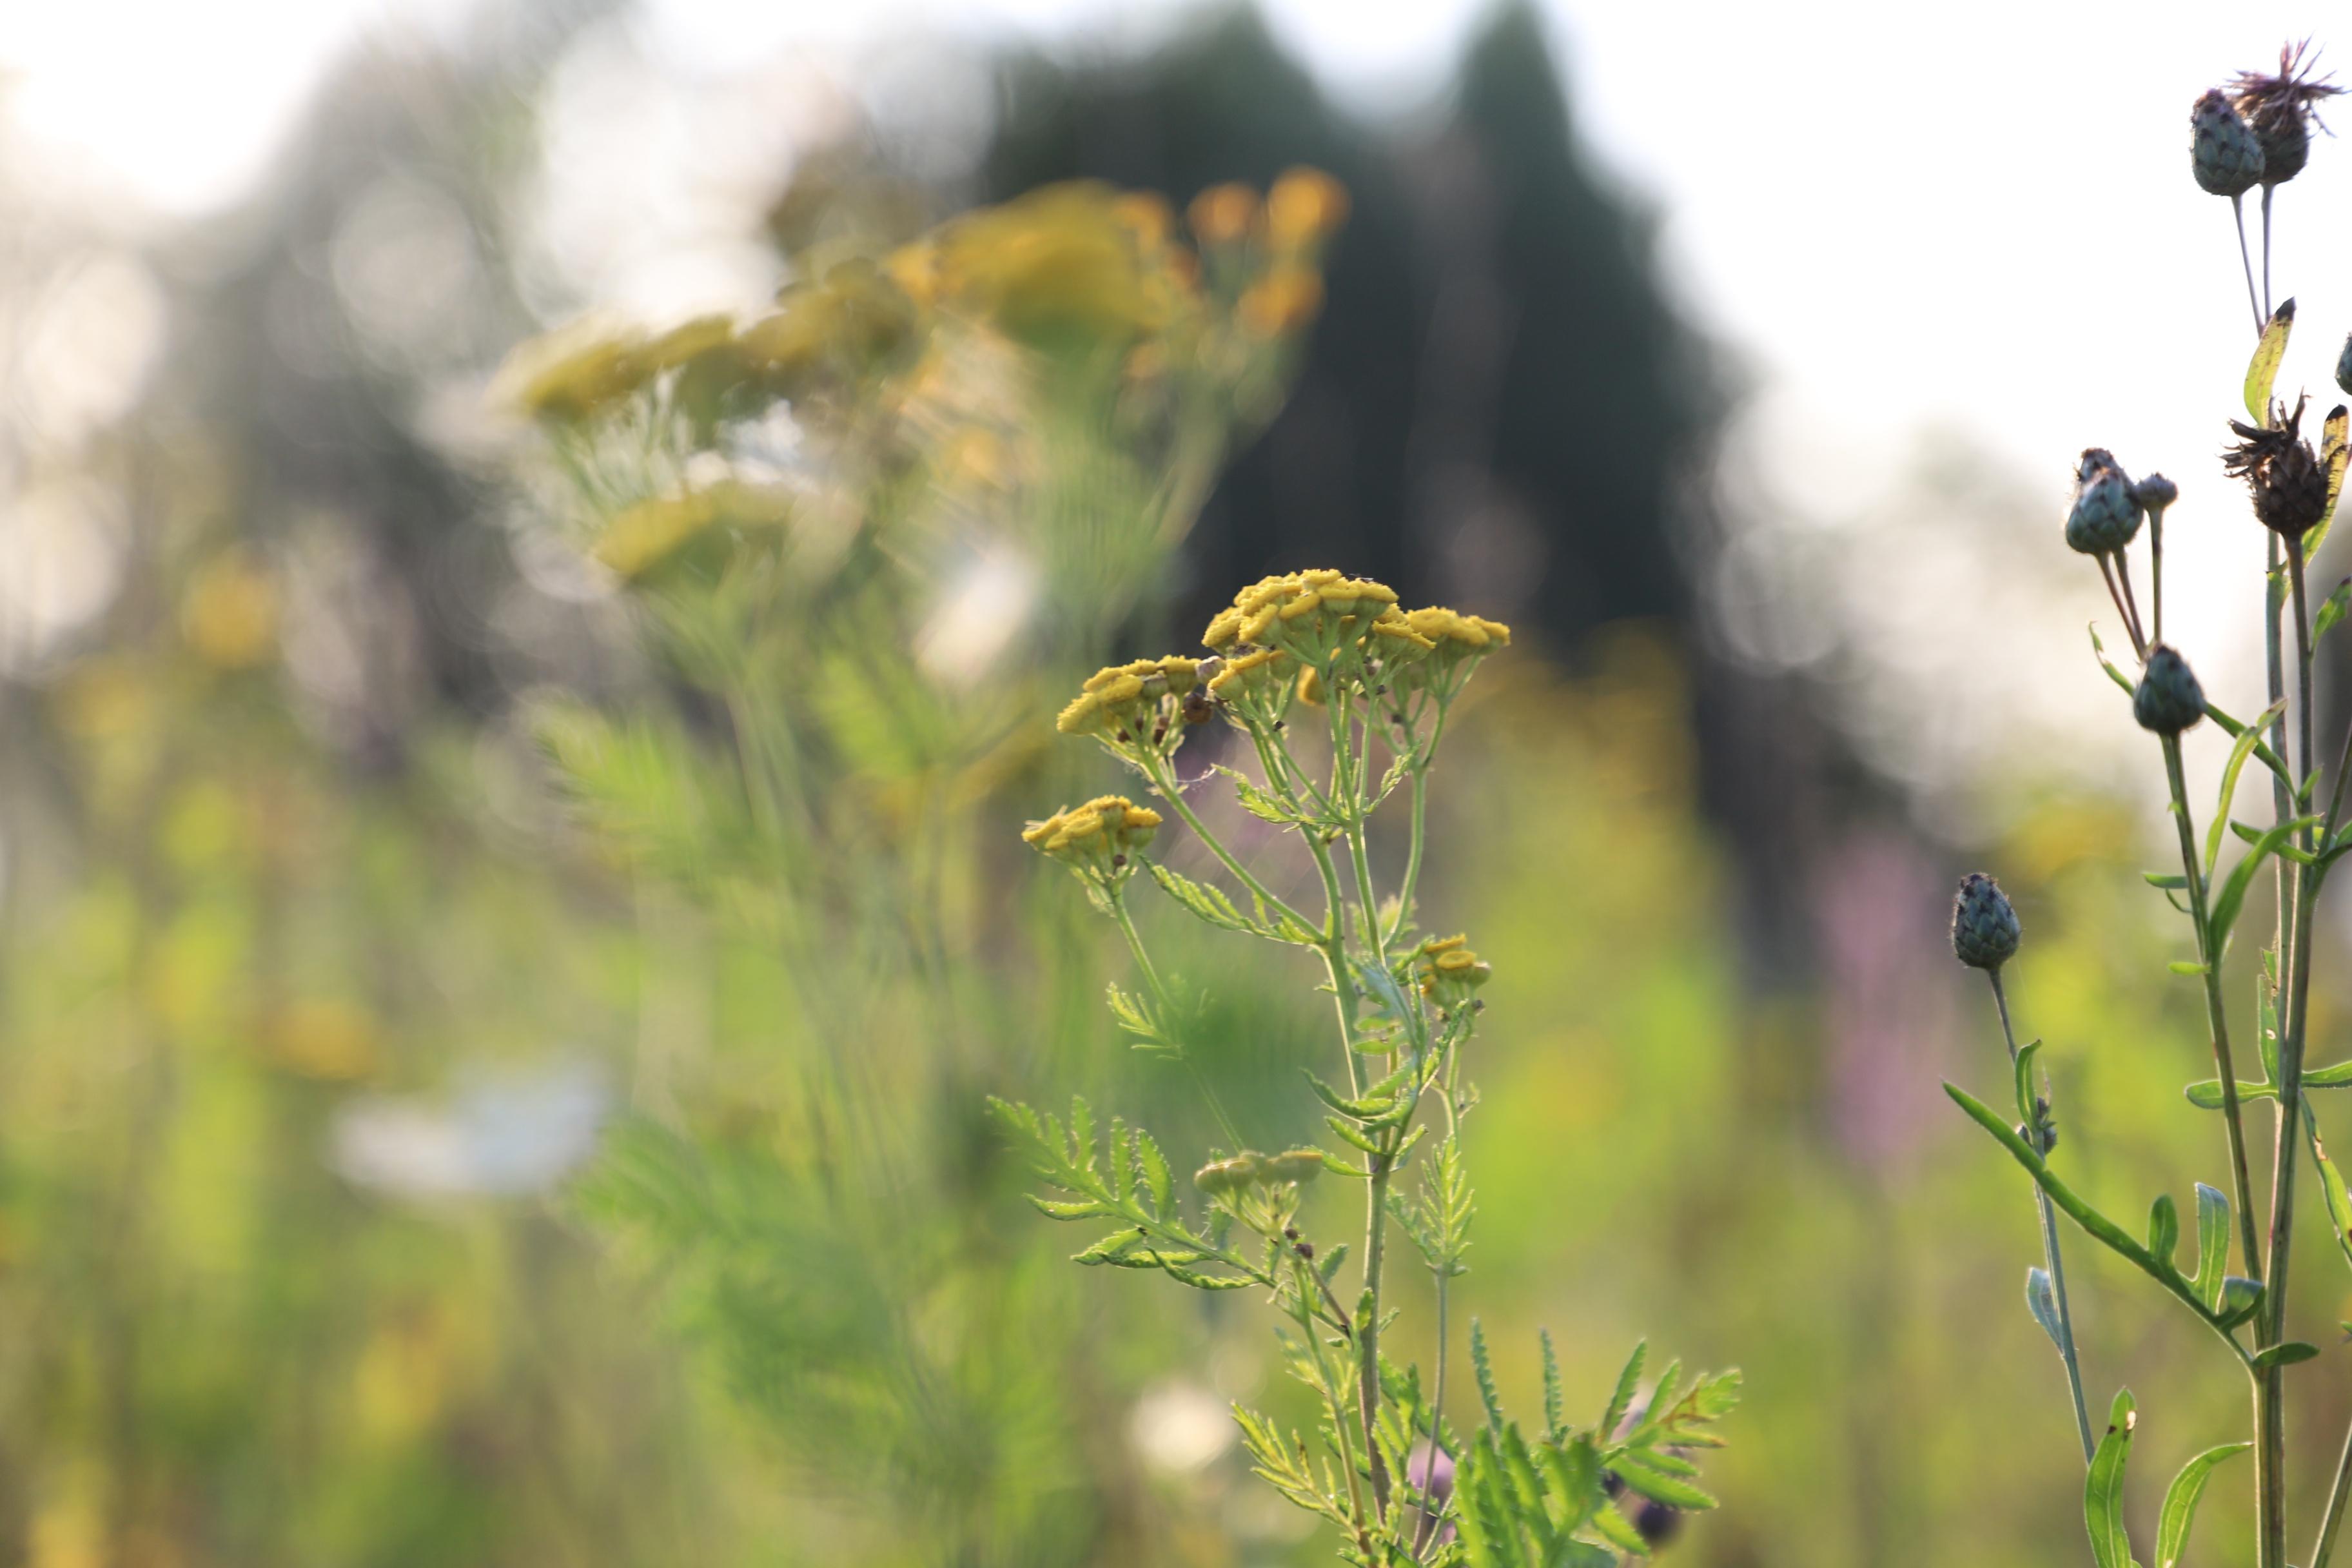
[
  {"x1": 1237, "y1": 264, "x2": 1326, "y2": 339},
  {"x1": 1266, "y1": 168, "x2": 1350, "y2": 251},
  {"x1": 1188, "y1": 182, "x2": 1260, "y2": 249},
  {"x1": 1058, "y1": 656, "x2": 1202, "y2": 757},
  {"x1": 1415, "y1": 934, "x2": 1492, "y2": 1010},
  {"x1": 1023, "y1": 795, "x2": 1162, "y2": 879}
]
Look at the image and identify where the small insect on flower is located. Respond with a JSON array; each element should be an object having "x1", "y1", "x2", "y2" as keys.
[
  {"x1": 1950, "y1": 873, "x2": 2021, "y2": 972},
  {"x1": 2223, "y1": 396, "x2": 2333, "y2": 539},
  {"x1": 2192, "y1": 88, "x2": 2268, "y2": 197},
  {"x1": 2133, "y1": 644, "x2": 2208, "y2": 736},
  {"x1": 2064, "y1": 449, "x2": 2144, "y2": 554},
  {"x1": 2232, "y1": 40, "x2": 2344, "y2": 188}
]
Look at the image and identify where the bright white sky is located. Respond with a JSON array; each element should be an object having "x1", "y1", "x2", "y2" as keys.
[{"x1": 9, "y1": 0, "x2": 2352, "y2": 804}]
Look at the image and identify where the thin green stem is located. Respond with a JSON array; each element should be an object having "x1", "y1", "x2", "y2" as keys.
[
  {"x1": 1411, "y1": 1275, "x2": 1452, "y2": 1558},
  {"x1": 1291, "y1": 1254, "x2": 1375, "y2": 1555},
  {"x1": 2256, "y1": 541, "x2": 2318, "y2": 1568},
  {"x1": 2160, "y1": 737, "x2": 2266, "y2": 1275},
  {"x1": 2317, "y1": 1420, "x2": 2352, "y2": 1568},
  {"x1": 1986, "y1": 969, "x2": 2094, "y2": 1465},
  {"x1": 2151, "y1": 507, "x2": 2166, "y2": 645},
  {"x1": 2235, "y1": 193, "x2": 2266, "y2": 338},
  {"x1": 2262, "y1": 182, "x2": 2276, "y2": 324}
]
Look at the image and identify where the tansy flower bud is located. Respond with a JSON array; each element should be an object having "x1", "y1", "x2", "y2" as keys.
[
  {"x1": 1949, "y1": 874, "x2": 2021, "y2": 972},
  {"x1": 1188, "y1": 183, "x2": 1259, "y2": 248},
  {"x1": 1262, "y1": 1149, "x2": 1325, "y2": 1186},
  {"x1": 1415, "y1": 934, "x2": 1492, "y2": 1011},
  {"x1": 1265, "y1": 168, "x2": 1349, "y2": 251},
  {"x1": 1193, "y1": 1156, "x2": 1259, "y2": 1195},
  {"x1": 2065, "y1": 449, "x2": 2144, "y2": 554},
  {"x1": 2133, "y1": 643, "x2": 2208, "y2": 736},
  {"x1": 2192, "y1": 89, "x2": 2267, "y2": 197}
]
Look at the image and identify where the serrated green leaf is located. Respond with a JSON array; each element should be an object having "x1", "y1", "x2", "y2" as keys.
[
  {"x1": 1133, "y1": 1126, "x2": 1174, "y2": 1217},
  {"x1": 1591, "y1": 1500, "x2": 1648, "y2": 1555},
  {"x1": 1146, "y1": 860, "x2": 1258, "y2": 934},
  {"x1": 1603, "y1": 1341, "x2": 1647, "y2": 1438},
  {"x1": 1471, "y1": 1318, "x2": 1505, "y2": 1430},
  {"x1": 1610, "y1": 1455, "x2": 1717, "y2": 1511},
  {"x1": 2155, "y1": 1442, "x2": 2250, "y2": 1568},
  {"x1": 2245, "y1": 299, "x2": 2295, "y2": 420},
  {"x1": 1541, "y1": 1329, "x2": 1564, "y2": 1442},
  {"x1": 2085, "y1": 1387, "x2": 2137, "y2": 1568}
]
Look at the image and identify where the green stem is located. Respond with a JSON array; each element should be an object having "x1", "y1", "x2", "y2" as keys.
[
  {"x1": 1986, "y1": 969, "x2": 2095, "y2": 1465},
  {"x1": 2161, "y1": 736, "x2": 2267, "y2": 1277},
  {"x1": 2317, "y1": 1423, "x2": 2352, "y2": 1568},
  {"x1": 1291, "y1": 1254, "x2": 1375, "y2": 1555},
  {"x1": 1411, "y1": 1272, "x2": 1451, "y2": 1559},
  {"x1": 2235, "y1": 193, "x2": 2266, "y2": 338},
  {"x1": 2258, "y1": 540, "x2": 2318, "y2": 1568}
]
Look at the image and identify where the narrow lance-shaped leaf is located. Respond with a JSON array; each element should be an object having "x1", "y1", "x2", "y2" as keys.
[
  {"x1": 2313, "y1": 404, "x2": 2350, "y2": 560},
  {"x1": 2244, "y1": 298, "x2": 2294, "y2": 420},
  {"x1": 2315, "y1": 577, "x2": 2352, "y2": 649},
  {"x1": 2301, "y1": 1100, "x2": 2352, "y2": 1275},
  {"x1": 2026, "y1": 1267, "x2": 2064, "y2": 1351},
  {"x1": 2155, "y1": 1442, "x2": 2251, "y2": 1568},
  {"x1": 2210, "y1": 816, "x2": 2324, "y2": 955},
  {"x1": 2192, "y1": 1183, "x2": 2230, "y2": 1310},
  {"x1": 2084, "y1": 1387, "x2": 2137, "y2": 1568},
  {"x1": 2184, "y1": 1058, "x2": 2352, "y2": 1108},
  {"x1": 2209, "y1": 698, "x2": 2291, "y2": 880}
]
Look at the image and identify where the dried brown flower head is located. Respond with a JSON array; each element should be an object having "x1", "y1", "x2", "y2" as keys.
[
  {"x1": 2224, "y1": 395, "x2": 2331, "y2": 538},
  {"x1": 2233, "y1": 40, "x2": 2344, "y2": 185}
]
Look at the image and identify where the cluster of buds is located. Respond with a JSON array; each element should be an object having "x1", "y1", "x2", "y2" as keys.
[
  {"x1": 1191, "y1": 1147, "x2": 1326, "y2": 1196},
  {"x1": 1055, "y1": 657, "x2": 1206, "y2": 764},
  {"x1": 1949, "y1": 874, "x2": 2021, "y2": 973},
  {"x1": 1415, "y1": 934, "x2": 1493, "y2": 1013},
  {"x1": 1188, "y1": 168, "x2": 1349, "y2": 342},
  {"x1": 1021, "y1": 795, "x2": 1162, "y2": 885}
]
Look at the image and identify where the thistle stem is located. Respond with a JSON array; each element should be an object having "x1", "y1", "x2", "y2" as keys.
[
  {"x1": 2151, "y1": 507, "x2": 2166, "y2": 644},
  {"x1": 2235, "y1": 193, "x2": 2266, "y2": 338},
  {"x1": 2262, "y1": 183, "x2": 2276, "y2": 324},
  {"x1": 1986, "y1": 968, "x2": 2096, "y2": 1465}
]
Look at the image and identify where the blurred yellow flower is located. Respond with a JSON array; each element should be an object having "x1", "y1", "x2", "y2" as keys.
[{"x1": 182, "y1": 550, "x2": 279, "y2": 669}]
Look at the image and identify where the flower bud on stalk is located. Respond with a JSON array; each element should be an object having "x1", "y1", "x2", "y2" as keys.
[
  {"x1": 2192, "y1": 88, "x2": 2268, "y2": 197},
  {"x1": 2064, "y1": 449, "x2": 2144, "y2": 554},
  {"x1": 2133, "y1": 644, "x2": 2208, "y2": 736},
  {"x1": 2132, "y1": 474, "x2": 2179, "y2": 515},
  {"x1": 1950, "y1": 874, "x2": 2021, "y2": 972}
]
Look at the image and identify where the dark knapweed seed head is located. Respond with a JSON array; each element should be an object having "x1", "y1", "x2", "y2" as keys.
[
  {"x1": 2337, "y1": 333, "x2": 2352, "y2": 398},
  {"x1": 2066, "y1": 449, "x2": 2144, "y2": 554},
  {"x1": 2233, "y1": 41, "x2": 2343, "y2": 187},
  {"x1": 2134, "y1": 644, "x2": 2208, "y2": 736},
  {"x1": 2224, "y1": 397, "x2": 2331, "y2": 539},
  {"x1": 1951, "y1": 873, "x2": 2021, "y2": 972},
  {"x1": 2133, "y1": 473, "x2": 2179, "y2": 514},
  {"x1": 2193, "y1": 88, "x2": 2268, "y2": 196}
]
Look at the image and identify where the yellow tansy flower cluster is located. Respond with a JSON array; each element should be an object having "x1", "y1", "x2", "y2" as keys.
[
  {"x1": 1021, "y1": 795, "x2": 1162, "y2": 879},
  {"x1": 1055, "y1": 656, "x2": 1204, "y2": 756},
  {"x1": 1415, "y1": 934, "x2": 1493, "y2": 1012}
]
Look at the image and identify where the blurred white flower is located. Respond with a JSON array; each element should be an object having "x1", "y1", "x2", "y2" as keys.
[
  {"x1": 1129, "y1": 1379, "x2": 1233, "y2": 1475},
  {"x1": 331, "y1": 1058, "x2": 609, "y2": 1199}
]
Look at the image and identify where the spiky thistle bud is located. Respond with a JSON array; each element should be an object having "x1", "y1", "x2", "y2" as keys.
[
  {"x1": 2224, "y1": 398, "x2": 2331, "y2": 539},
  {"x1": 2193, "y1": 88, "x2": 2268, "y2": 196},
  {"x1": 2066, "y1": 449, "x2": 2144, "y2": 554},
  {"x1": 2233, "y1": 42, "x2": 2344, "y2": 188},
  {"x1": 2133, "y1": 473, "x2": 2179, "y2": 514},
  {"x1": 2134, "y1": 644, "x2": 2208, "y2": 736},
  {"x1": 1950, "y1": 874, "x2": 2021, "y2": 972}
]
